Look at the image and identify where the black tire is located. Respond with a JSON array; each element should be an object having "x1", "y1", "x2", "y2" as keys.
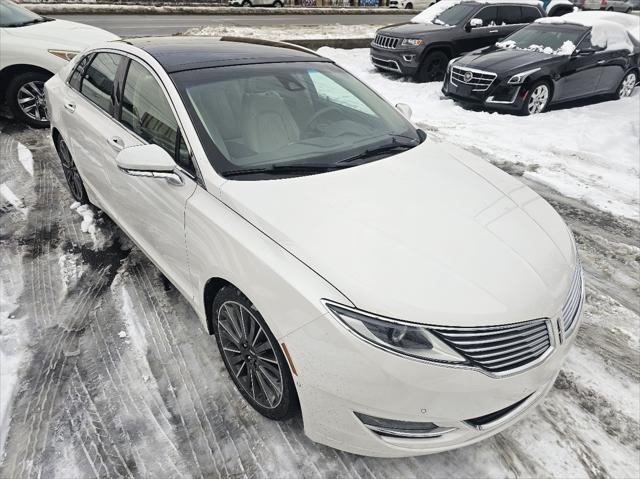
[
  {"x1": 6, "y1": 71, "x2": 51, "y2": 128},
  {"x1": 520, "y1": 80, "x2": 551, "y2": 115},
  {"x1": 55, "y1": 136, "x2": 91, "y2": 204},
  {"x1": 405, "y1": 2, "x2": 414, "y2": 8},
  {"x1": 241, "y1": 0, "x2": 252, "y2": 6},
  {"x1": 415, "y1": 50, "x2": 450, "y2": 83},
  {"x1": 212, "y1": 286, "x2": 299, "y2": 420},
  {"x1": 614, "y1": 70, "x2": 637, "y2": 99},
  {"x1": 272, "y1": 0, "x2": 283, "y2": 6}
]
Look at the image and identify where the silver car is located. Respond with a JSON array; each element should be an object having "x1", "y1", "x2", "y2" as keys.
[{"x1": 581, "y1": 0, "x2": 634, "y2": 12}]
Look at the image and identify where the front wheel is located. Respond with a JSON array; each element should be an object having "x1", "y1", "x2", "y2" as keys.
[
  {"x1": 405, "y1": 2, "x2": 414, "y2": 8},
  {"x1": 241, "y1": 0, "x2": 252, "y2": 6},
  {"x1": 616, "y1": 71, "x2": 637, "y2": 99},
  {"x1": 212, "y1": 286, "x2": 299, "y2": 420},
  {"x1": 521, "y1": 81, "x2": 551, "y2": 115},
  {"x1": 415, "y1": 51, "x2": 449, "y2": 83},
  {"x1": 6, "y1": 71, "x2": 51, "y2": 128},
  {"x1": 272, "y1": 0, "x2": 283, "y2": 6},
  {"x1": 56, "y1": 137, "x2": 90, "y2": 204}
]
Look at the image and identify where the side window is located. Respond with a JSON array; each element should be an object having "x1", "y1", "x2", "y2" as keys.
[
  {"x1": 68, "y1": 54, "x2": 92, "y2": 91},
  {"x1": 79, "y1": 53, "x2": 121, "y2": 115},
  {"x1": 474, "y1": 6, "x2": 499, "y2": 27},
  {"x1": 499, "y1": 6, "x2": 522, "y2": 25},
  {"x1": 521, "y1": 6, "x2": 542, "y2": 23},
  {"x1": 121, "y1": 60, "x2": 196, "y2": 175}
]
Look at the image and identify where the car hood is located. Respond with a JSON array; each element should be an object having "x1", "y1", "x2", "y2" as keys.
[
  {"x1": 457, "y1": 48, "x2": 563, "y2": 75},
  {"x1": 221, "y1": 142, "x2": 576, "y2": 327},
  {"x1": 378, "y1": 21, "x2": 451, "y2": 37},
  {"x1": 5, "y1": 19, "x2": 118, "y2": 50}
]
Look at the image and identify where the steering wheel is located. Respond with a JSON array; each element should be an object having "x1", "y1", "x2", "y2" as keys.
[{"x1": 304, "y1": 106, "x2": 342, "y2": 131}]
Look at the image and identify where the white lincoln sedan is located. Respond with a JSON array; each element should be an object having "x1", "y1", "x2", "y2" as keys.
[{"x1": 45, "y1": 36, "x2": 584, "y2": 457}]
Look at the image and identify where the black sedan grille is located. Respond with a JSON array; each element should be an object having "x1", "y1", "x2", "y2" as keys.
[
  {"x1": 431, "y1": 319, "x2": 552, "y2": 375},
  {"x1": 373, "y1": 34, "x2": 400, "y2": 50},
  {"x1": 450, "y1": 66, "x2": 497, "y2": 91}
]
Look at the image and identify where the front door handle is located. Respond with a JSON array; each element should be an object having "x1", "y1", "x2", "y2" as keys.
[
  {"x1": 489, "y1": 30, "x2": 499, "y2": 33},
  {"x1": 597, "y1": 60, "x2": 606, "y2": 64},
  {"x1": 107, "y1": 136, "x2": 124, "y2": 152},
  {"x1": 64, "y1": 101, "x2": 76, "y2": 113}
]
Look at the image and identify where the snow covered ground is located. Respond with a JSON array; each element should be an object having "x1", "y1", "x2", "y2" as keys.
[
  {"x1": 320, "y1": 47, "x2": 640, "y2": 220},
  {"x1": 187, "y1": 23, "x2": 379, "y2": 39},
  {"x1": 0, "y1": 49, "x2": 638, "y2": 477}
]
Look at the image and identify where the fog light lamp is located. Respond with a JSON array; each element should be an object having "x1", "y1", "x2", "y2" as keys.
[{"x1": 355, "y1": 412, "x2": 457, "y2": 439}]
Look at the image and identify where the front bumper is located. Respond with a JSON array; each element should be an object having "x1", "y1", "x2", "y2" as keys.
[
  {"x1": 442, "y1": 67, "x2": 528, "y2": 112},
  {"x1": 370, "y1": 44, "x2": 423, "y2": 76},
  {"x1": 284, "y1": 307, "x2": 581, "y2": 457}
]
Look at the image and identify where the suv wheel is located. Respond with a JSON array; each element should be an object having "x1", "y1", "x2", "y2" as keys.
[
  {"x1": 616, "y1": 71, "x2": 637, "y2": 99},
  {"x1": 415, "y1": 51, "x2": 449, "y2": 83},
  {"x1": 522, "y1": 81, "x2": 550, "y2": 115},
  {"x1": 212, "y1": 286, "x2": 299, "y2": 420},
  {"x1": 7, "y1": 71, "x2": 51, "y2": 128},
  {"x1": 55, "y1": 136, "x2": 90, "y2": 204},
  {"x1": 405, "y1": 2, "x2": 414, "y2": 8}
]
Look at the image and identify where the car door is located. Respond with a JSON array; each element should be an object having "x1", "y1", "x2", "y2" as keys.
[
  {"x1": 60, "y1": 51, "x2": 127, "y2": 210},
  {"x1": 459, "y1": 6, "x2": 505, "y2": 52},
  {"x1": 555, "y1": 34, "x2": 607, "y2": 101},
  {"x1": 108, "y1": 58, "x2": 198, "y2": 295},
  {"x1": 593, "y1": 31, "x2": 632, "y2": 93},
  {"x1": 496, "y1": 5, "x2": 527, "y2": 38}
]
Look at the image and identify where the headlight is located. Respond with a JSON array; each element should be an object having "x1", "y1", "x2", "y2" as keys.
[
  {"x1": 324, "y1": 302, "x2": 466, "y2": 363},
  {"x1": 401, "y1": 38, "x2": 424, "y2": 47},
  {"x1": 507, "y1": 68, "x2": 541, "y2": 85},
  {"x1": 48, "y1": 50, "x2": 79, "y2": 61}
]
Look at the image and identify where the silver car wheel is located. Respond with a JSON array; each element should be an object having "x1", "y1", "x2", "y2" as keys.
[
  {"x1": 619, "y1": 72, "x2": 637, "y2": 98},
  {"x1": 17, "y1": 81, "x2": 47, "y2": 122},
  {"x1": 527, "y1": 84, "x2": 549, "y2": 115},
  {"x1": 217, "y1": 301, "x2": 284, "y2": 409}
]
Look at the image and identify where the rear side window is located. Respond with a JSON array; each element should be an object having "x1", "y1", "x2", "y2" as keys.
[
  {"x1": 120, "y1": 60, "x2": 195, "y2": 175},
  {"x1": 79, "y1": 53, "x2": 121, "y2": 115},
  {"x1": 474, "y1": 6, "x2": 499, "y2": 27},
  {"x1": 499, "y1": 6, "x2": 522, "y2": 25},
  {"x1": 521, "y1": 6, "x2": 542, "y2": 23}
]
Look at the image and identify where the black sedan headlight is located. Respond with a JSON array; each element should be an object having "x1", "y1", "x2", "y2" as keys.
[{"x1": 324, "y1": 301, "x2": 466, "y2": 363}]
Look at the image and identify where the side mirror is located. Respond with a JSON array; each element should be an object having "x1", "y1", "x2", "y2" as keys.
[
  {"x1": 115, "y1": 144, "x2": 183, "y2": 186},
  {"x1": 468, "y1": 18, "x2": 483, "y2": 30},
  {"x1": 574, "y1": 45, "x2": 604, "y2": 56},
  {"x1": 395, "y1": 103, "x2": 412, "y2": 120}
]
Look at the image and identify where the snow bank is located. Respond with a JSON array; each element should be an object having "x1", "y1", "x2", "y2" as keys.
[
  {"x1": 187, "y1": 23, "x2": 378, "y2": 40},
  {"x1": 496, "y1": 38, "x2": 576, "y2": 55},
  {"x1": 319, "y1": 47, "x2": 640, "y2": 220}
]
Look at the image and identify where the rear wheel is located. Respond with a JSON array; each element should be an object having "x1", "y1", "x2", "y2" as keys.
[
  {"x1": 415, "y1": 51, "x2": 449, "y2": 83},
  {"x1": 6, "y1": 71, "x2": 51, "y2": 128},
  {"x1": 405, "y1": 2, "x2": 414, "y2": 8},
  {"x1": 55, "y1": 136, "x2": 90, "y2": 204},
  {"x1": 615, "y1": 71, "x2": 637, "y2": 99},
  {"x1": 212, "y1": 286, "x2": 299, "y2": 420},
  {"x1": 241, "y1": 0, "x2": 252, "y2": 6},
  {"x1": 272, "y1": 0, "x2": 283, "y2": 6},
  {"x1": 521, "y1": 81, "x2": 550, "y2": 115}
]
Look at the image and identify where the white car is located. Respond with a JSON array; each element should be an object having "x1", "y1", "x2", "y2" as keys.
[
  {"x1": 229, "y1": 0, "x2": 285, "y2": 7},
  {"x1": 0, "y1": 0, "x2": 117, "y2": 127},
  {"x1": 389, "y1": 0, "x2": 437, "y2": 9},
  {"x1": 45, "y1": 36, "x2": 584, "y2": 457}
]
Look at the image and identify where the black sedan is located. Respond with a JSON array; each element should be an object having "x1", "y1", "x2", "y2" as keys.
[{"x1": 442, "y1": 16, "x2": 639, "y2": 114}]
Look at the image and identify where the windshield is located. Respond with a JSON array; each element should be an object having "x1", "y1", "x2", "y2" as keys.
[
  {"x1": 496, "y1": 24, "x2": 587, "y2": 56},
  {"x1": 0, "y1": 0, "x2": 48, "y2": 28},
  {"x1": 174, "y1": 62, "x2": 420, "y2": 179},
  {"x1": 432, "y1": 3, "x2": 476, "y2": 27}
]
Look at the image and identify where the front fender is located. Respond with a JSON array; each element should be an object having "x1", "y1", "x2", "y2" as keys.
[{"x1": 185, "y1": 187, "x2": 352, "y2": 339}]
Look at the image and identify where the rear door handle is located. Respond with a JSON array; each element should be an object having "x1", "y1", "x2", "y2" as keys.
[
  {"x1": 489, "y1": 30, "x2": 499, "y2": 33},
  {"x1": 64, "y1": 101, "x2": 76, "y2": 113},
  {"x1": 107, "y1": 136, "x2": 124, "y2": 152},
  {"x1": 597, "y1": 60, "x2": 606, "y2": 64}
]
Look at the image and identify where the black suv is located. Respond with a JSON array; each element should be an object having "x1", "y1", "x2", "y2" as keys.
[{"x1": 370, "y1": 1, "x2": 570, "y2": 82}]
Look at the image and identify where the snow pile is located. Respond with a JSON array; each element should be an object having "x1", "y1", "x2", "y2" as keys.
[
  {"x1": 319, "y1": 47, "x2": 640, "y2": 220},
  {"x1": 412, "y1": 0, "x2": 461, "y2": 24},
  {"x1": 496, "y1": 38, "x2": 576, "y2": 55},
  {"x1": 70, "y1": 202, "x2": 107, "y2": 249},
  {"x1": 562, "y1": 10, "x2": 640, "y2": 41},
  {"x1": 187, "y1": 23, "x2": 379, "y2": 40}
]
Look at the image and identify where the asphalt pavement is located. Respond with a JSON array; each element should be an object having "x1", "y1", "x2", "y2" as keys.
[{"x1": 50, "y1": 13, "x2": 413, "y2": 36}]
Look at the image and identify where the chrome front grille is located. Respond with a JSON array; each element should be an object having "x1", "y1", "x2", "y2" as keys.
[
  {"x1": 562, "y1": 263, "x2": 584, "y2": 336},
  {"x1": 450, "y1": 66, "x2": 497, "y2": 91},
  {"x1": 373, "y1": 34, "x2": 400, "y2": 50},
  {"x1": 432, "y1": 319, "x2": 552, "y2": 375}
]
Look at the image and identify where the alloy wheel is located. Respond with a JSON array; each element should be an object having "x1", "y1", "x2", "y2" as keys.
[
  {"x1": 58, "y1": 140, "x2": 85, "y2": 202},
  {"x1": 217, "y1": 301, "x2": 284, "y2": 409},
  {"x1": 17, "y1": 81, "x2": 47, "y2": 122},
  {"x1": 527, "y1": 84, "x2": 549, "y2": 115},
  {"x1": 619, "y1": 73, "x2": 636, "y2": 98}
]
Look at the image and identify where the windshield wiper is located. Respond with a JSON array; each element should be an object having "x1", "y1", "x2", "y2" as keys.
[
  {"x1": 221, "y1": 163, "x2": 351, "y2": 178},
  {"x1": 336, "y1": 139, "x2": 418, "y2": 165}
]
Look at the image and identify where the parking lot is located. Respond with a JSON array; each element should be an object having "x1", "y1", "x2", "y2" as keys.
[{"x1": 1, "y1": 44, "x2": 638, "y2": 475}]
